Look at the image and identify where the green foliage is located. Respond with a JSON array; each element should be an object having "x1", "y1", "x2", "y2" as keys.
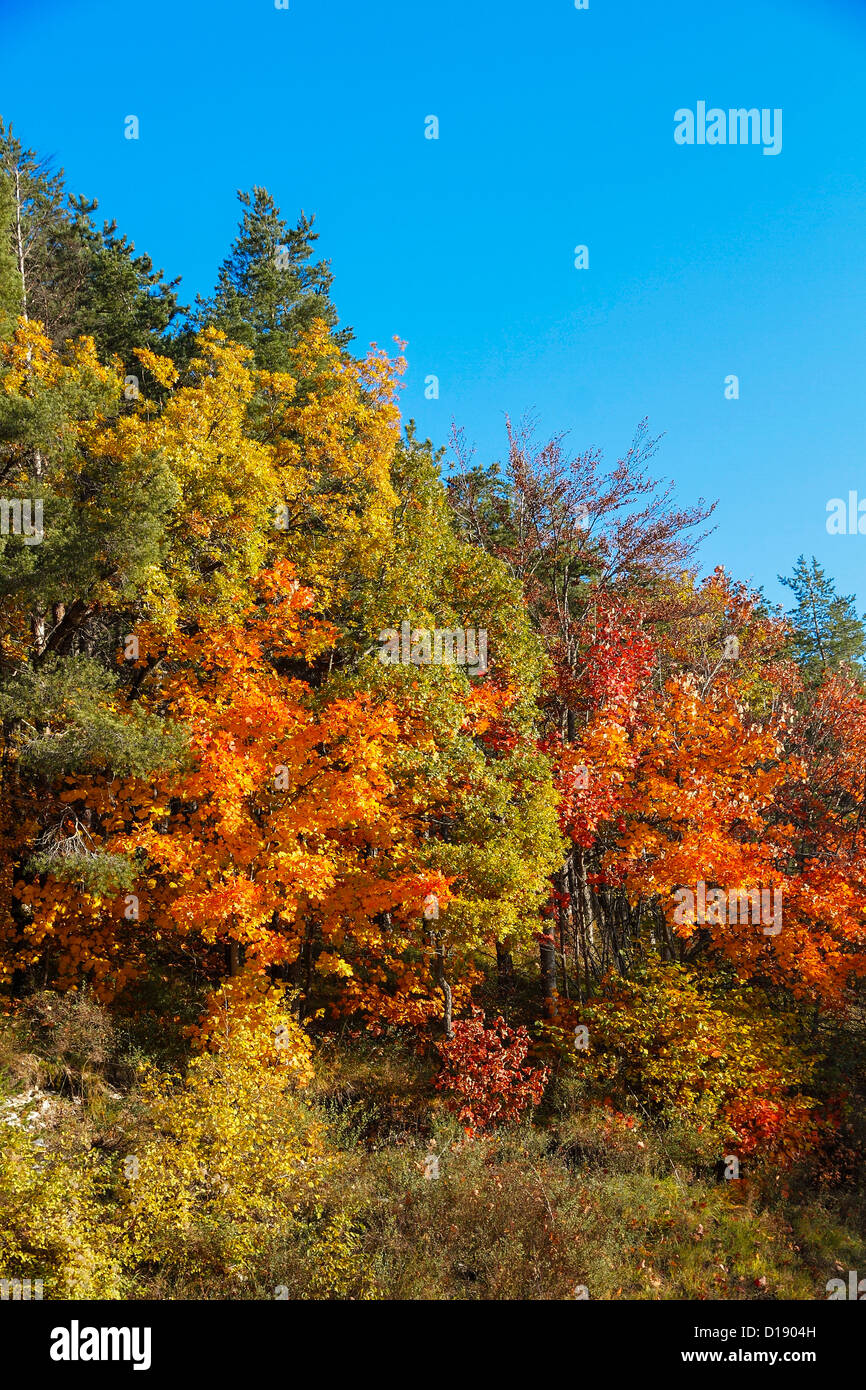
[
  {"x1": 780, "y1": 554, "x2": 866, "y2": 683},
  {"x1": 190, "y1": 186, "x2": 347, "y2": 370},
  {"x1": 66, "y1": 195, "x2": 183, "y2": 363},
  {"x1": 0, "y1": 119, "x2": 181, "y2": 358},
  {"x1": 371, "y1": 427, "x2": 547, "y2": 720},
  {"x1": 353, "y1": 427, "x2": 563, "y2": 966},
  {"x1": 25, "y1": 850, "x2": 135, "y2": 894},
  {"x1": 0, "y1": 326, "x2": 181, "y2": 639},
  {"x1": 0, "y1": 656, "x2": 188, "y2": 781},
  {"x1": 0, "y1": 170, "x2": 22, "y2": 334}
]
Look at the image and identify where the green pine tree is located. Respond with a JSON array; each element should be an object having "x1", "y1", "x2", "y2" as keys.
[
  {"x1": 66, "y1": 195, "x2": 183, "y2": 363},
  {"x1": 0, "y1": 119, "x2": 183, "y2": 361},
  {"x1": 0, "y1": 170, "x2": 24, "y2": 334},
  {"x1": 190, "y1": 186, "x2": 349, "y2": 371},
  {"x1": 0, "y1": 119, "x2": 68, "y2": 332},
  {"x1": 779, "y1": 554, "x2": 866, "y2": 681}
]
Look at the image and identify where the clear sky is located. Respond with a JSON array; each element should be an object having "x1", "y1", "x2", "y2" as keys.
[{"x1": 2, "y1": 0, "x2": 866, "y2": 613}]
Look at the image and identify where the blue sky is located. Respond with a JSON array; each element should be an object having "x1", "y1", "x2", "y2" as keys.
[{"x1": 3, "y1": 0, "x2": 866, "y2": 613}]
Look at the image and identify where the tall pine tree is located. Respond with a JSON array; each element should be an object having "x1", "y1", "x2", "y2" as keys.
[
  {"x1": 0, "y1": 119, "x2": 182, "y2": 362},
  {"x1": 190, "y1": 186, "x2": 348, "y2": 370},
  {"x1": 0, "y1": 170, "x2": 23, "y2": 333},
  {"x1": 779, "y1": 554, "x2": 866, "y2": 682}
]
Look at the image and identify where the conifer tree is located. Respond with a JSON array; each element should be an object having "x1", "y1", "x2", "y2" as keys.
[
  {"x1": 0, "y1": 170, "x2": 23, "y2": 333},
  {"x1": 0, "y1": 119, "x2": 182, "y2": 360},
  {"x1": 66, "y1": 195, "x2": 183, "y2": 363},
  {"x1": 191, "y1": 186, "x2": 348, "y2": 370},
  {"x1": 779, "y1": 554, "x2": 866, "y2": 682}
]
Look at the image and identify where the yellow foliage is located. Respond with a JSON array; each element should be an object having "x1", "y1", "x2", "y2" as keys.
[
  {"x1": 117, "y1": 973, "x2": 322, "y2": 1282},
  {"x1": 0, "y1": 1119, "x2": 123, "y2": 1298},
  {"x1": 194, "y1": 971, "x2": 315, "y2": 1087},
  {"x1": 261, "y1": 320, "x2": 402, "y2": 603}
]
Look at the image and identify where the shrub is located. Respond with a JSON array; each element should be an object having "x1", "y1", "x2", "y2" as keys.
[
  {"x1": 115, "y1": 972, "x2": 324, "y2": 1291},
  {"x1": 435, "y1": 1007, "x2": 549, "y2": 1130},
  {"x1": 577, "y1": 964, "x2": 821, "y2": 1164}
]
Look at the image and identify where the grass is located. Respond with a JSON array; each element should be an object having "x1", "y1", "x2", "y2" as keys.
[{"x1": 0, "y1": 996, "x2": 863, "y2": 1300}]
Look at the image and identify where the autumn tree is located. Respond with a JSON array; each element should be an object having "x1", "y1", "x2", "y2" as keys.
[{"x1": 447, "y1": 415, "x2": 714, "y2": 1009}]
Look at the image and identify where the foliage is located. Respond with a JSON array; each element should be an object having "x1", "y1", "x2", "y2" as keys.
[
  {"x1": 575, "y1": 965, "x2": 821, "y2": 1164},
  {"x1": 780, "y1": 554, "x2": 866, "y2": 684},
  {"x1": 116, "y1": 976, "x2": 323, "y2": 1287},
  {"x1": 190, "y1": 186, "x2": 347, "y2": 369},
  {"x1": 0, "y1": 119, "x2": 864, "y2": 1304},
  {"x1": 435, "y1": 1007, "x2": 549, "y2": 1130}
]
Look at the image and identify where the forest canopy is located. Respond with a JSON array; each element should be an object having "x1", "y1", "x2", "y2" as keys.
[{"x1": 1, "y1": 119, "x2": 865, "y2": 1303}]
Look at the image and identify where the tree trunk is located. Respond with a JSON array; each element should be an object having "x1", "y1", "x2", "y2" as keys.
[
  {"x1": 572, "y1": 850, "x2": 595, "y2": 999},
  {"x1": 13, "y1": 166, "x2": 27, "y2": 320},
  {"x1": 554, "y1": 865, "x2": 570, "y2": 1000},
  {"x1": 433, "y1": 940, "x2": 453, "y2": 1039},
  {"x1": 495, "y1": 939, "x2": 514, "y2": 1005},
  {"x1": 539, "y1": 931, "x2": 558, "y2": 1020},
  {"x1": 40, "y1": 599, "x2": 95, "y2": 658}
]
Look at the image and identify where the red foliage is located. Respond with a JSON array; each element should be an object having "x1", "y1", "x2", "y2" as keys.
[
  {"x1": 434, "y1": 1007, "x2": 549, "y2": 1130},
  {"x1": 726, "y1": 1090, "x2": 821, "y2": 1166}
]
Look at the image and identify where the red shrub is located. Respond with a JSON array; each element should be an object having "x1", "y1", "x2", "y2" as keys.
[{"x1": 435, "y1": 1007, "x2": 549, "y2": 1130}]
